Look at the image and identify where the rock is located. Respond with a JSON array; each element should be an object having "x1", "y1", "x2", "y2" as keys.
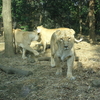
[
  {"x1": 92, "y1": 79, "x2": 100, "y2": 87},
  {"x1": 21, "y1": 86, "x2": 31, "y2": 97}
]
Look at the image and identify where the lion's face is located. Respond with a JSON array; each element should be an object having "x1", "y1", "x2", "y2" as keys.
[
  {"x1": 37, "y1": 25, "x2": 43, "y2": 33},
  {"x1": 31, "y1": 30, "x2": 40, "y2": 41},
  {"x1": 56, "y1": 30, "x2": 74, "y2": 50}
]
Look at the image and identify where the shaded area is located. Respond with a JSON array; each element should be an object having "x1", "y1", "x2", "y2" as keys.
[{"x1": 0, "y1": 35, "x2": 100, "y2": 100}]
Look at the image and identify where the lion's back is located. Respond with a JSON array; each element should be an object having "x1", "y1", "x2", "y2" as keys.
[
  {"x1": 50, "y1": 30, "x2": 60, "y2": 56},
  {"x1": 14, "y1": 29, "x2": 24, "y2": 43}
]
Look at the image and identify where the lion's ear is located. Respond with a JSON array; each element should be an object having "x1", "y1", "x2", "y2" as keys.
[
  {"x1": 70, "y1": 29, "x2": 75, "y2": 35},
  {"x1": 41, "y1": 25, "x2": 43, "y2": 27},
  {"x1": 52, "y1": 30, "x2": 61, "y2": 39},
  {"x1": 55, "y1": 30, "x2": 61, "y2": 35}
]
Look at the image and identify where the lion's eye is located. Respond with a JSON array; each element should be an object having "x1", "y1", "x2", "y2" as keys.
[
  {"x1": 60, "y1": 38, "x2": 63, "y2": 41},
  {"x1": 68, "y1": 37, "x2": 71, "y2": 40},
  {"x1": 37, "y1": 33, "x2": 40, "y2": 35}
]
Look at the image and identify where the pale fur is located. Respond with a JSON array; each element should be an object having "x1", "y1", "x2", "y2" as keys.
[
  {"x1": 50, "y1": 30, "x2": 75, "y2": 80},
  {"x1": 13, "y1": 29, "x2": 39, "y2": 59},
  {"x1": 37, "y1": 26, "x2": 82, "y2": 53}
]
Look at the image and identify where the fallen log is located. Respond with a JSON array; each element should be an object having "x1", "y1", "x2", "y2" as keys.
[
  {"x1": 38, "y1": 57, "x2": 51, "y2": 61},
  {"x1": 0, "y1": 65, "x2": 33, "y2": 76}
]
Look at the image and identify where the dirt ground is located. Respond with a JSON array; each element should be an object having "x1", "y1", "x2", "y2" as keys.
[{"x1": 0, "y1": 35, "x2": 100, "y2": 100}]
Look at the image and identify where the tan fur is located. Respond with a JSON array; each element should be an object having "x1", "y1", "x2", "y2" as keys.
[
  {"x1": 13, "y1": 29, "x2": 40, "y2": 59},
  {"x1": 37, "y1": 26, "x2": 81, "y2": 53},
  {"x1": 50, "y1": 30, "x2": 75, "y2": 80}
]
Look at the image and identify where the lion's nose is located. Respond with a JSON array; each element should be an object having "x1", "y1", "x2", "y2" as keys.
[
  {"x1": 64, "y1": 46, "x2": 68, "y2": 50},
  {"x1": 64, "y1": 46, "x2": 68, "y2": 48}
]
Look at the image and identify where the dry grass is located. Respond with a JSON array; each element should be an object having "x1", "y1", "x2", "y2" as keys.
[{"x1": 0, "y1": 35, "x2": 100, "y2": 100}]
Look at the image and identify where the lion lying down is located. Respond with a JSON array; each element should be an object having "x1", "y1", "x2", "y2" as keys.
[
  {"x1": 13, "y1": 29, "x2": 40, "y2": 59},
  {"x1": 50, "y1": 29, "x2": 75, "y2": 80},
  {"x1": 37, "y1": 25, "x2": 82, "y2": 53}
]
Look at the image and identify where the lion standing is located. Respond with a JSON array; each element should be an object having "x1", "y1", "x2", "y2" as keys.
[
  {"x1": 50, "y1": 29, "x2": 75, "y2": 80},
  {"x1": 37, "y1": 26, "x2": 82, "y2": 53},
  {"x1": 13, "y1": 29, "x2": 40, "y2": 59}
]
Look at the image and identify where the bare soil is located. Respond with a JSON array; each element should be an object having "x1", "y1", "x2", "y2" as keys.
[{"x1": 0, "y1": 35, "x2": 100, "y2": 100}]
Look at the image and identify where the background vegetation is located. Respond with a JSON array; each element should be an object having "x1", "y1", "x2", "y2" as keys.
[
  {"x1": 1, "y1": 1, "x2": 100, "y2": 100},
  {"x1": 0, "y1": 0, "x2": 99, "y2": 33}
]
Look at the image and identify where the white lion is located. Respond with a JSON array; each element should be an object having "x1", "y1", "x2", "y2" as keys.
[
  {"x1": 50, "y1": 29, "x2": 75, "y2": 80},
  {"x1": 13, "y1": 29, "x2": 40, "y2": 59},
  {"x1": 37, "y1": 25, "x2": 82, "y2": 53}
]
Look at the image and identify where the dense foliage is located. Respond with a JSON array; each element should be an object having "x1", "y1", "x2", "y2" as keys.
[
  {"x1": 0, "y1": 1, "x2": 2, "y2": 19},
  {"x1": 0, "y1": 0, "x2": 100, "y2": 34}
]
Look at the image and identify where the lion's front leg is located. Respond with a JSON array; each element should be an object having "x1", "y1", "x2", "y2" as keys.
[
  {"x1": 32, "y1": 49, "x2": 39, "y2": 56},
  {"x1": 67, "y1": 56, "x2": 75, "y2": 80},
  {"x1": 42, "y1": 42, "x2": 46, "y2": 53},
  {"x1": 54, "y1": 56, "x2": 62, "y2": 75},
  {"x1": 15, "y1": 42, "x2": 20, "y2": 54},
  {"x1": 56, "y1": 65, "x2": 62, "y2": 75},
  {"x1": 24, "y1": 44, "x2": 39, "y2": 56},
  {"x1": 22, "y1": 48, "x2": 27, "y2": 59},
  {"x1": 51, "y1": 55, "x2": 56, "y2": 67}
]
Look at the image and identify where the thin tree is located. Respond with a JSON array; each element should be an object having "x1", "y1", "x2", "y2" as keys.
[
  {"x1": 2, "y1": 0, "x2": 14, "y2": 57},
  {"x1": 88, "y1": 0, "x2": 95, "y2": 43},
  {"x1": 78, "y1": 1, "x2": 82, "y2": 35}
]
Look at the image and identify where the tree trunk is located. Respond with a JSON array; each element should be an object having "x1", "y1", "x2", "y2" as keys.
[
  {"x1": 78, "y1": 2, "x2": 82, "y2": 35},
  {"x1": 39, "y1": 14, "x2": 42, "y2": 25},
  {"x1": 88, "y1": 0, "x2": 95, "y2": 43},
  {"x1": 2, "y1": 0, "x2": 14, "y2": 57},
  {"x1": 79, "y1": 18, "x2": 82, "y2": 34}
]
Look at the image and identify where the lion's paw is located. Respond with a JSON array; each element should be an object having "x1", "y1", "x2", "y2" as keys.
[
  {"x1": 41, "y1": 51, "x2": 45, "y2": 54},
  {"x1": 56, "y1": 72, "x2": 62, "y2": 75},
  {"x1": 51, "y1": 63, "x2": 56, "y2": 68},
  {"x1": 67, "y1": 76, "x2": 76, "y2": 80},
  {"x1": 56, "y1": 69, "x2": 62, "y2": 75},
  {"x1": 34, "y1": 52, "x2": 39, "y2": 56},
  {"x1": 22, "y1": 56, "x2": 27, "y2": 59}
]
